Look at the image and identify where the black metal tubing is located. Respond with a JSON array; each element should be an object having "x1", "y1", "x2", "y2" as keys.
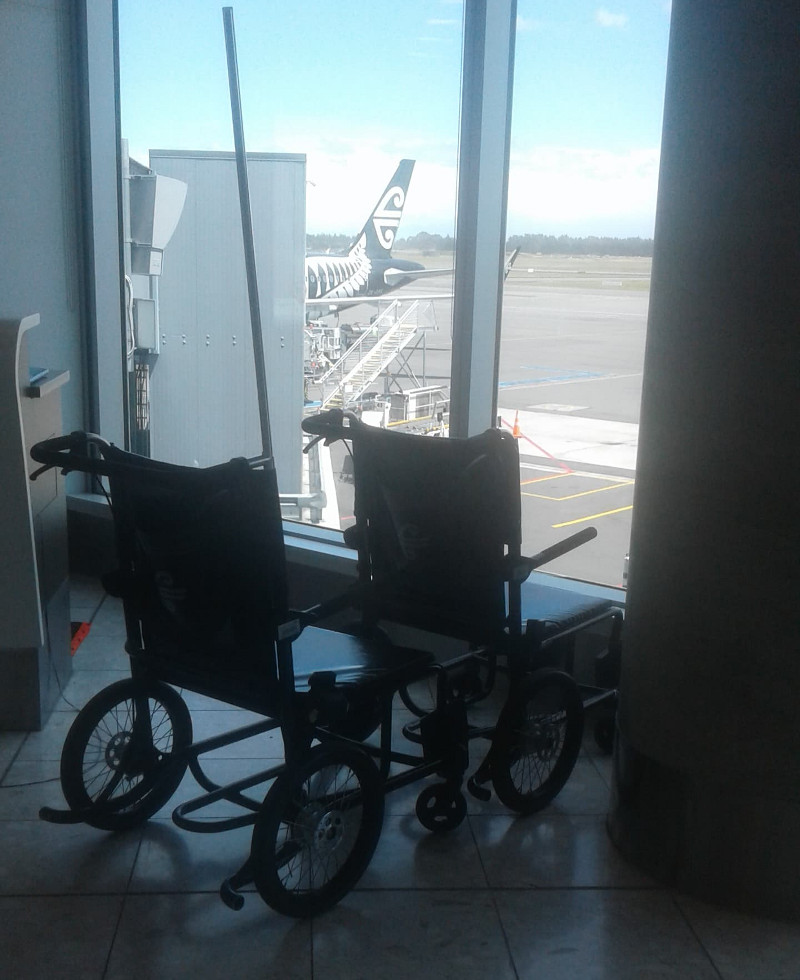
[{"x1": 172, "y1": 761, "x2": 285, "y2": 833}]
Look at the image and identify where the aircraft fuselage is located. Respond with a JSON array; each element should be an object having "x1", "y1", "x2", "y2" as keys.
[{"x1": 305, "y1": 248, "x2": 424, "y2": 304}]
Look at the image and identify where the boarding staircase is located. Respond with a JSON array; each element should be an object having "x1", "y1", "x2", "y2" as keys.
[{"x1": 321, "y1": 300, "x2": 422, "y2": 409}]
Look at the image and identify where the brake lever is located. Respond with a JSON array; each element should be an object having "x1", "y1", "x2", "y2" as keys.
[
  {"x1": 30, "y1": 462, "x2": 73, "y2": 481},
  {"x1": 303, "y1": 434, "x2": 325, "y2": 455},
  {"x1": 29, "y1": 462, "x2": 54, "y2": 481}
]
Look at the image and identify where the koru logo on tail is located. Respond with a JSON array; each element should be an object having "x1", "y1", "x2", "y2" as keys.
[{"x1": 373, "y1": 186, "x2": 405, "y2": 250}]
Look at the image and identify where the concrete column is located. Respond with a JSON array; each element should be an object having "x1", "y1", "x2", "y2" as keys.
[{"x1": 609, "y1": 0, "x2": 800, "y2": 918}]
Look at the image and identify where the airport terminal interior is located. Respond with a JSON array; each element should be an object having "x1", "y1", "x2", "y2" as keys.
[
  {"x1": 0, "y1": 575, "x2": 797, "y2": 980},
  {"x1": 2, "y1": 2, "x2": 799, "y2": 978}
]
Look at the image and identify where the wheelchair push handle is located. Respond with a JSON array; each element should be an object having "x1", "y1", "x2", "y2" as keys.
[
  {"x1": 29, "y1": 431, "x2": 113, "y2": 480},
  {"x1": 301, "y1": 409, "x2": 360, "y2": 453},
  {"x1": 529, "y1": 526, "x2": 597, "y2": 568},
  {"x1": 511, "y1": 526, "x2": 598, "y2": 581}
]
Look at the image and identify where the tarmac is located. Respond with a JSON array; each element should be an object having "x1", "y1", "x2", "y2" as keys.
[{"x1": 325, "y1": 258, "x2": 651, "y2": 588}]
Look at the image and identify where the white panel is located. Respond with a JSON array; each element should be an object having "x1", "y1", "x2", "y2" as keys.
[{"x1": 147, "y1": 151, "x2": 306, "y2": 491}]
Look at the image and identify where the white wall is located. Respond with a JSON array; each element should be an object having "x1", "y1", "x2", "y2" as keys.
[
  {"x1": 0, "y1": 0, "x2": 85, "y2": 434},
  {"x1": 0, "y1": 0, "x2": 124, "y2": 445}
]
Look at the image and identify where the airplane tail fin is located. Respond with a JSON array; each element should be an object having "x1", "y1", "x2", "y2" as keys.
[{"x1": 349, "y1": 159, "x2": 415, "y2": 260}]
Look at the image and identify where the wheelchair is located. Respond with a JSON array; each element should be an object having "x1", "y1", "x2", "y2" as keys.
[
  {"x1": 301, "y1": 409, "x2": 624, "y2": 805},
  {"x1": 31, "y1": 432, "x2": 483, "y2": 918}
]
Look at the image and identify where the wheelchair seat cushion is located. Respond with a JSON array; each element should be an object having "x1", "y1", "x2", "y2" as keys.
[
  {"x1": 520, "y1": 582, "x2": 614, "y2": 641},
  {"x1": 291, "y1": 626, "x2": 434, "y2": 691}
]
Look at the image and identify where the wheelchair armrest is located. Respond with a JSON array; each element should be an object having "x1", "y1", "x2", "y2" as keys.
[{"x1": 508, "y1": 526, "x2": 598, "y2": 581}]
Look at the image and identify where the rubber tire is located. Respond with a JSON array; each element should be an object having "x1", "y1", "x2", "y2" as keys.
[
  {"x1": 415, "y1": 783, "x2": 467, "y2": 833},
  {"x1": 491, "y1": 669, "x2": 584, "y2": 815},
  {"x1": 400, "y1": 656, "x2": 492, "y2": 718},
  {"x1": 251, "y1": 744, "x2": 384, "y2": 918},
  {"x1": 60, "y1": 678, "x2": 192, "y2": 831}
]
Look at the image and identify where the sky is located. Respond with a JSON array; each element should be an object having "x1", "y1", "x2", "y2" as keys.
[{"x1": 119, "y1": 1, "x2": 672, "y2": 239}]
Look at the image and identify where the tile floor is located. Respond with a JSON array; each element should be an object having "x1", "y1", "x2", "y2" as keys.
[{"x1": 2, "y1": 576, "x2": 800, "y2": 979}]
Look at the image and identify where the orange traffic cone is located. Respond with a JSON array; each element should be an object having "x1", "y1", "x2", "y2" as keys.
[{"x1": 512, "y1": 411, "x2": 521, "y2": 438}]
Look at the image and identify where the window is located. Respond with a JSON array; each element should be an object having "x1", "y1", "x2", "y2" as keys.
[
  {"x1": 117, "y1": 1, "x2": 669, "y2": 588},
  {"x1": 498, "y1": 2, "x2": 670, "y2": 586},
  {"x1": 118, "y1": 1, "x2": 462, "y2": 522}
]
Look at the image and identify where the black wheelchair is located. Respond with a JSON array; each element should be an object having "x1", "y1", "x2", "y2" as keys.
[
  {"x1": 301, "y1": 410, "x2": 624, "y2": 806},
  {"x1": 30, "y1": 420, "x2": 621, "y2": 918},
  {"x1": 31, "y1": 432, "x2": 482, "y2": 918}
]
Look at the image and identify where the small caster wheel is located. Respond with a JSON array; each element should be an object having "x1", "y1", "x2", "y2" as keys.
[{"x1": 415, "y1": 783, "x2": 467, "y2": 833}]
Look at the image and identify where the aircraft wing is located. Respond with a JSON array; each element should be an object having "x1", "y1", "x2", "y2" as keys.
[
  {"x1": 384, "y1": 250, "x2": 516, "y2": 288},
  {"x1": 306, "y1": 292, "x2": 453, "y2": 316},
  {"x1": 382, "y1": 267, "x2": 453, "y2": 286},
  {"x1": 306, "y1": 296, "x2": 384, "y2": 314}
]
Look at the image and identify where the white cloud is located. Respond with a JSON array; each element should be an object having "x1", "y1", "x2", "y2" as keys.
[
  {"x1": 303, "y1": 148, "x2": 457, "y2": 238},
  {"x1": 506, "y1": 146, "x2": 660, "y2": 237},
  {"x1": 286, "y1": 137, "x2": 659, "y2": 239},
  {"x1": 516, "y1": 16, "x2": 543, "y2": 33},
  {"x1": 596, "y1": 8, "x2": 628, "y2": 28}
]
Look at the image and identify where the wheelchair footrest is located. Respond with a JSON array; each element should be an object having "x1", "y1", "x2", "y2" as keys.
[
  {"x1": 39, "y1": 806, "x2": 90, "y2": 825},
  {"x1": 220, "y1": 858, "x2": 253, "y2": 911}
]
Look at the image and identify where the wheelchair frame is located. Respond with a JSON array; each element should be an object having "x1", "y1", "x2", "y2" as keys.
[
  {"x1": 301, "y1": 410, "x2": 625, "y2": 788},
  {"x1": 31, "y1": 432, "x2": 481, "y2": 917}
]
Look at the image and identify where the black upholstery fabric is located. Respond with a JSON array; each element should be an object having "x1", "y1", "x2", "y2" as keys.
[
  {"x1": 520, "y1": 582, "x2": 613, "y2": 639},
  {"x1": 350, "y1": 424, "x2": 520, "y2": 639},
  {"x1": 101, "y1": 446, "x2": 287, "y2": 686}
]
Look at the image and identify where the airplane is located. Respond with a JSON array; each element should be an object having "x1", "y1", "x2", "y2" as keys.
[
  {"x1": 304, "y1": 161, "x2": 519, "y2": 318},
  {"x1": 305, "y1": 159, "x2": 449, "y2": 317}
]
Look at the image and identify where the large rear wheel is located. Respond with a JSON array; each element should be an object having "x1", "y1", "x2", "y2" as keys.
[
  {"x1": 491, "y1": 669, "x2": 583, "y2": 815},
  {"x1": 251, "y1": 744, "x2": 384, "y2": 917},
  {"x1": 60, "y1": 679, "x2": 192, "y2": 831}
]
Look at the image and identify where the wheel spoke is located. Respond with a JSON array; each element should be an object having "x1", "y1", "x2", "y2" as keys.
[
  {"x1": 252, "y1": 745, "x2": 384, "y2": 916},
  {"x1": 61, "y1": 681, "x2": 191, "y2": 830},
  {"x1": 509, "y1": 709, "x2": 567, "y2": 793},
  {"x1": 491, "y1": 671, "x2": 583, "y2": 815}
]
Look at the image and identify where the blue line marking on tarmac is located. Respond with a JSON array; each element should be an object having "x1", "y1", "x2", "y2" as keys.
[{"x1": 499, "y1": 368, "x2": 605, "y2": 388}]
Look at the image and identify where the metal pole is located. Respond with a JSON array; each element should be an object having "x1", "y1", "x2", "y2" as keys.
[{"x1": 222, "y1": 7, "x2": 272, "y2": 458}]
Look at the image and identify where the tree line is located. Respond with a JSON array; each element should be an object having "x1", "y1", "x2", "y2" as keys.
[
  {"x1": 505, "y1": 233, "x2": 653, "y2": 257},
  {"x1": 307, "y1": 231, "x2": 653, "y2": 257}
]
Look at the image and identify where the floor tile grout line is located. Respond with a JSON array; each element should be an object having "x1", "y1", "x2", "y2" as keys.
[
  {"x1": 0, "y1": 733, "x2": 28, "y2": 785},
  {"x1": 468, "y1": 812, "x2": 522, "y2": 980},
  {"x1": 466, "y1": 812, "x2": 491, "y2": 890},
  {"x1": 101, "y1": 891, "x2": 129, "y2": 980},
  {"x1": 98, "y1": 833, "x2": 147, "y2": 979},
  {"x1": 671, "y1": 892, "x2": 726, "y2": 980},
  {"x1": 489, "y1": 887, "x2": 521, "y2": 980}
]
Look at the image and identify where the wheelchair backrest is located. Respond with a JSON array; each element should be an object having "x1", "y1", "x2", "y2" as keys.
[
  {"x1": 101, "y1": 446, "x2": 288, "y2": 686},
  {"x1": 349, "y1": 423, "x2": 521, "y2": 640}
]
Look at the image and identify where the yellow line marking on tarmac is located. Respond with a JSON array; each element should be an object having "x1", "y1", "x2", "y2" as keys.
[
  {"x1": 524, "y1": 480, "x2": 634, "y2": 501},
  {"x1": 553, "y1": 505, "x2": 633, "y2": 528},
  {"x1": 521, "y1": 465, "x2": 629, "y2": 482},
  {"x1": 520, "y1": 473, "x2": 571, "y2": 486}
]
